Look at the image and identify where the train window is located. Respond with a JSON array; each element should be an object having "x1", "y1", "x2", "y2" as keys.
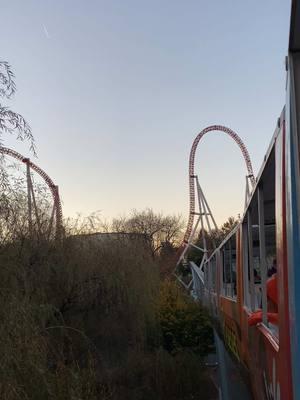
[
  {"x1": 246, "y1": 217, "x2": 262, "y2": 310},
  {"x1": 242, "y1": 221, "x2": 251, "y2": 308},
  {"x1": 244, "y1": 147, "x2": 277, "y2": 335},
  {"x1": 221, "y1": 233, "x2": 237, "y2": 299}
]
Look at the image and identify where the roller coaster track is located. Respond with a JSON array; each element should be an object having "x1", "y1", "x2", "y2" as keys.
[
  {"x1": 183, "y1": 125, "x2": 255, "y2": 245},
  {"x1": 0, "y1": 146, "x2": 62, "y2": 238}
]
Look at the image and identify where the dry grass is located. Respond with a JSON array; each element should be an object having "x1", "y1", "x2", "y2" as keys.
[{"x1": 0, "y1": 226, "x2": 160, "y2": 399}]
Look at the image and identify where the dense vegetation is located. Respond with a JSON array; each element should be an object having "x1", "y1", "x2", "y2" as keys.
[
  {"x1": 0, "y1": 61, "x2": 216, "y2": 399},
  {"x1": 0, "y1": 219, "x2": 216, "y2": 400}
]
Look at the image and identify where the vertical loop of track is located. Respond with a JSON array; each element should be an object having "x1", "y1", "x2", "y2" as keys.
[{"x1": 183, "y1": 125, "x2": 255, "y2": 244}]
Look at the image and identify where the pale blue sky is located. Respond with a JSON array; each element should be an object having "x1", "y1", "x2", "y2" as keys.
[{"x1": 1, "y1": 1, "x2": 291, "y2": 225}]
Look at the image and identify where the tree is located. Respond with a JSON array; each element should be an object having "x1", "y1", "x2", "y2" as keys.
[
  {"x1": 0, "y1": 61, "x2": 34, "y2": 151},
  {"x1": 111, "y1": 208, "x2": 184, "y2": 258},
  {"x1": 186, "y1": 216, "x2": 239, "y2": 264},
  {"x1": 220, "y1": 216, "x2": 239, "y2": 238},
  {"x1": 158, "y1": 280, "x2": 214, "y2": 356},
  {"x1": 0, "y1": 61, "x2": 37, "y2": 241}
]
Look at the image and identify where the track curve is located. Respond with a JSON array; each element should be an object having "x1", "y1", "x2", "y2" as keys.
[
  {"x1": 183, "y1": 125, "x2": 255, "y2": 244},
  {"x1": 0, "y1": 146, "x2": 62, "y2": 237}
]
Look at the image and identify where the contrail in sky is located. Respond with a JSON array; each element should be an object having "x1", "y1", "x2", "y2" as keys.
[{"x1": 42, "y1": 24, "x2": 50, "y2": 39}]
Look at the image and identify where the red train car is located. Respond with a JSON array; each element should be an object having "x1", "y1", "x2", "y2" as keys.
[
  {"x1": 196, "y1": 111, "x2": 287, "y2": 399},
  {"x1": 189, "y1": 2, "x2": 300, "y2": 399}
]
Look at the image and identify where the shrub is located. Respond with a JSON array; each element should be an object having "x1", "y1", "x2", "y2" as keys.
[
  {"x1": 0, "y1": 204, "x2": 216, "y2": 399},
  {"x1": 158, "y1": 280, "x2": 214, "y2": 356}
]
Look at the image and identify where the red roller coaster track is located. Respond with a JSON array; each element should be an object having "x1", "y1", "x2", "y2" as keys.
[
  {"x1": 183, "y1": 125, "x2": 255, "y2": 244},
  {"x1": 0, "y1": 146, "x2": 62, "y2": 238}
]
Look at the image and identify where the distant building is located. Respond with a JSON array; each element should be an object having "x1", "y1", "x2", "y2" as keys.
[{"x1": 70, "y1": 231, "x2": 152, "y2": 251}]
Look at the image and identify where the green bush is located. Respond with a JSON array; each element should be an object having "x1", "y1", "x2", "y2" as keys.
[{"x1": 158, "y1": 280, "x2": 214, "y2": 356}]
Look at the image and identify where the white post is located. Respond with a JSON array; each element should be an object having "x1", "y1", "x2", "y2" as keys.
[{"x1": 244, "y1": 175, "x2": 250, "y2": 210}]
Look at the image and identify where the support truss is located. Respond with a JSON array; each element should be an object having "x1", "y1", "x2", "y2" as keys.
[
  {"x1": 175, "y1": 176, "x2": 218, "y2": 288},
  {"x1": 175, "y1": 125, "x2": 255, "y2": 291}
]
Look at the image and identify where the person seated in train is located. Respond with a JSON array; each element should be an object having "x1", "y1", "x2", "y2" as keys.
[
  {"x1": 267, "y1": 258, "x2": 277, "y2": 277},
  {"x1": 266, "y1": 273, "x2": 278, "y2": 311},
  {"x1": 248, "y1": 273, "x2": 278, "y2": 326},
  {"x1": 254, "y1": 268, "x2": 261, "y2": 283}
]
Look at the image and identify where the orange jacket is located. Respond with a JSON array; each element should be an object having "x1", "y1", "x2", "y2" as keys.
[
  {"x1": 248, "y1": 274, "x2": 278, "y2": 326},
  {"x1": 248, "y1": 310, "x2": 278, "y2": 326}
]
